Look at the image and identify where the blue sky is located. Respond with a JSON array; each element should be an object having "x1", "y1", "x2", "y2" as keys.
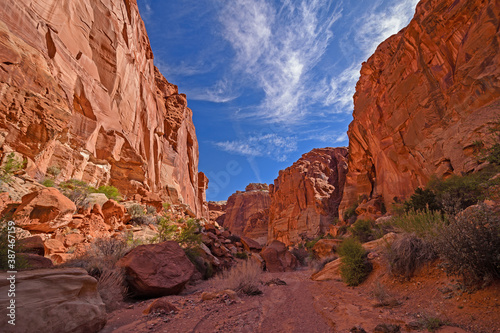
[{"x1": 137, "y1": 0, "x2": 419, "y2": 201}]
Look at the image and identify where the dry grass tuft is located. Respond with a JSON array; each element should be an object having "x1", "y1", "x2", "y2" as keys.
[
  {"x1": 371, "y1": 281, "x2": 401, "y2": 307},
  {"x1": 97, "y1": 268, "x2": 127, "y2": 312},
  {"x1": 386, "y1": 234, "x2": 436, "y2": 280},
  {"x1": 212, "y1": 260, "x2": 263, "y2": 296}
]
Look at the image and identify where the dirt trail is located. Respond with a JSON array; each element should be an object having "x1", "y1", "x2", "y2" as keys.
[{"x1": 101, "y1": 265, "x2": 499, "y2": 333}]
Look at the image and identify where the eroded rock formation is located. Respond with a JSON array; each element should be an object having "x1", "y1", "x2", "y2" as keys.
[
  {"x1": 340, "y1": 0, "x2": 500, "y2": 214},
  {"x1": 0, "y1": 0, "x2": 207, "y2": 217},
  {"x1": 0, "y1": 268, "x2": 107, "y2": 332},
  {"x1": 219, "y1": 183, "x2": 270, "y2": 245},
  {"x1": 269, "y1": 148, "x2": 348, "y2": 245}
]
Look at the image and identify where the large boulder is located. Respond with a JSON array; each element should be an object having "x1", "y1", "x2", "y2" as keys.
[
  {"x1": 13, "y1": 188, "x2": 76, "y2": 232},
  {"x1": 101, "y1": 199, "x2": 126, "y2": 224},
  {"x1": 117, "y1": 241, "x2": 195, "y2": 297},
  {"x1": 260, "y1": 240, "x2": 297, "y2": 273},
  {"x1": 312, "y1": 239, "x2": 342, "y2": 259},
  {"x1": 0, "y1": 268, "x2": 106, "y2": 332}
]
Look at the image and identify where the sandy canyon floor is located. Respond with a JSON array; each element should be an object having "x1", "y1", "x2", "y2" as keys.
[{"x1": 101, "y1": 263, "x2": 500, "y2": 333}]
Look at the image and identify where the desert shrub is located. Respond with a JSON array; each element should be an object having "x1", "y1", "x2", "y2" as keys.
[
  {"x1": 235, "y1": 252, "x2": 248, "y2": 260},
  {"x1": 95, "y1": 185, "x2": 122, "y2": 201},
  {"x1": 127, "y1": 204, "x2": 145, "y2": 217},
  {"x1": 390, "y1": 208, "x2": 445, "y2": 238},
  {"x1": 403, "y1": 187, "x2": 441, "y2": 212},
  {"x1": 428, "y1": 175, "x2": 485, "y2": 215},
  {"x1": 130, "y1": 215, "x2": 157, "y2": 226},
  {"x1": 176, "y1": 218, "x2": 202, "y2": 246},
  {"x1": 304, "y1": 235, "x2": 323, "y2": 250},
  {"x1": 156, "y1": 216, "x2": 178, "y2": 242},
  {"x1": 343, "y1": 206, "x2": 358, "y2": 223},
  {"x1": 350, "y1": 219, "x2": 374, "y2": 243},
  {"x1": 59, "y1": 179, "x2": 96, "y2": 207},
  {"x1": 386, "y1": 234, "x2": 436, "y2": 280},
  {"x1": 46, "y1": 165, "x2": 61, "y2": 178},
  {"x1": 97, "y1": 268, "x2": 127, "y2": 312},
  {"x1": 433, "y1": 205, "x2": 500, "y2": 285},
  {"x1": 0, "y1": 222, "x2": 29, "y2": 270},
  {"x1": 0, "y1": 153, "x2": 24, "y2": 183},
  {"x1": 371, "y1": 281, "x2": 400, "y2": 307},
  {"x1": 212, "y1": 260, "x2": 262, "y2": 295},
  {"x1": 156, "y1": 216, "x2": 201, "y2": 247},
  {"x1": 291, "y1": 247, "x2": 309, "y2": 266},
  {"x1": 64, "y1": 237, "x2": 130, "y2": 276},
  {"x1": 41, "y1": 178, "x2": 55, "y2": 187},
  {"x1": 338, "y1": 238, "x2": 372, "y2": 286},
  {"x1": 145, "y1": 205, "x2": 157, "y2": 215}
]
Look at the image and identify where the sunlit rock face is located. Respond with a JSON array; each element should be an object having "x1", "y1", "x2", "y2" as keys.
[
  {"x1": 220, "y1": 183, "x2": 270, "y2": 245},
  {"x1": 0, "y1": 0, "x2": 207, "y2": 217},
  {"x1": 340, "y1": 0, "x2": 500, "y2": 215},
  {"x1": 269, "y1": 148, "x2": 348, "y2": 246}
]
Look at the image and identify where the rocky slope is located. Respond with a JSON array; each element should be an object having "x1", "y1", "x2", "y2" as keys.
[
  {"x1": 218, "y1": 183, "x2": 270, "y2": 245},
  {"x1": 269, "y1": 148, "x2": 348, "y2": 246},
  {"x1": 0, "y1": 0, "x2": 207, "y2": 217},
  {"x1": 340, "y1": 0, "x2": 500, "y2": 214}
]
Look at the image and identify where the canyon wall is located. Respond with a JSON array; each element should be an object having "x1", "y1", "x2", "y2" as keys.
[
  {"x1": 219, "y1": 183, "x2": 270, "y2": 245},
  {"x1": 0, "y1": 0, "x2": 208, "y2": 217},
  {"x1": 340, "y1": 0, "x2": 500, "y2": 214},
  {"x1": 269, "y1": 148, "x2": 348, "y2": 246}
]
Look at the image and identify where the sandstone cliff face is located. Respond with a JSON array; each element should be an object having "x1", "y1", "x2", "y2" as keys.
[
  {"x1": 269, "y1": 148, "x2": 348, "y2": 246},
  {"x1": 340, "y1": 0, "x2": 500, "y2": 214},
  {"x1": 220, "y1": 183, "x2": 270, "y2": 245},
  {"x1": 0, "y1": 0, "x2": 207, "y2": 217}
]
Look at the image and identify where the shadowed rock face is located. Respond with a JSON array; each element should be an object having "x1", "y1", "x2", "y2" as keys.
[
  {"x1": 269, "y1": 148, "x2": 348, "y2": 246},
  {"x1": 0, "y1": 0, "x2": 207, "y2": 217},
  {"x1": 340, "y1": 0, "x2": 500, "y2": 214}
]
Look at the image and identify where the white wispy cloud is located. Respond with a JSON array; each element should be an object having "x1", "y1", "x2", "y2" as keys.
[
  {"x1": 356, "y1": 0, "x2": 420, "y2": 57},
  {"x1": 219, "y1": 0, "x2": 342, "y2": 123},
  {"x1": 321, "y1": 0, "x2": 418, "y2": 114},
  {"x1": 213, "y1": 134, "x2": 298, "y2": 162},
  {"x1": 189, "y1": 79, "x2": 239, "y2": 103}
]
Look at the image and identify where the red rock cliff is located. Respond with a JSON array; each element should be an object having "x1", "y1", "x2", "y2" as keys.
[
  {"x1": 219, "y1": 183, "x2": 270, "y2": 245},
  {"x1": 340, "y1": 0, "x2": 500, "y2": 214},
  {"x1": 269, "y1": 148, "x2": 348, "y2": 246},
  {"x1": 0, "y1": 0, "x2": 208, "y2": 217}
]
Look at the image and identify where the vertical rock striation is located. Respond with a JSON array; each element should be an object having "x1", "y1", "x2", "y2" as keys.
[
  {"x1": 340, "y1": 0, "x2": 500, "y2": 214},
  {"x1": 220, "y1": 183, "x2": 270, "y2": 245},
  {"x1": 0, "y1": 0, "x2": 207, "y2": 217},
  {"x1": 269, "y1": 148, "x2": 348, "y2": 246}
]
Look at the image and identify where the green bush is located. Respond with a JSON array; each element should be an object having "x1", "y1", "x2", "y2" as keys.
[
  {"x1": 343, "y1": 206, "x2": 358, "y2": 222},
  {"x1": 59, "y1": 179, "x2": 96, "y2": 207},
  {"x1": 0, "y1": 153, "x2": 24, "y2": 183},
  {"x1": 338, "y1": 238, "x2": 372, "y2": 286},
  {"x1": 41, "y1": 178, "x2": 55, "y2": 187},
  {"x1": 95, "y1": 185, "x2": 122, "y2": 201},
  {"x1": 433, "y1": 204, "x2": 500, "y2": 285},
  {"x1": 46, "y1": 165, "x2": 61, "y2": 178},
  {"x1": 156, "y1": 216, "x2": 201, "y2": 247},
  {"x1": 127, "y1": 204, "x2": 145, "y2": 217},
  {"x1": 390, "y1": 208, "x2": 445, "y2": 238},
  {"x1": 350, "y1": 219, "x2": 374, "y2": 243},
  {"x1": 235, "y1": 252, "x2": 248, "y2": 260},
  {"x1": 428, "y1": 174, "x2": 485, "y2": 215},
  {"x1": 403, "y1": 187, "x2": 441, "y2": 212}
]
